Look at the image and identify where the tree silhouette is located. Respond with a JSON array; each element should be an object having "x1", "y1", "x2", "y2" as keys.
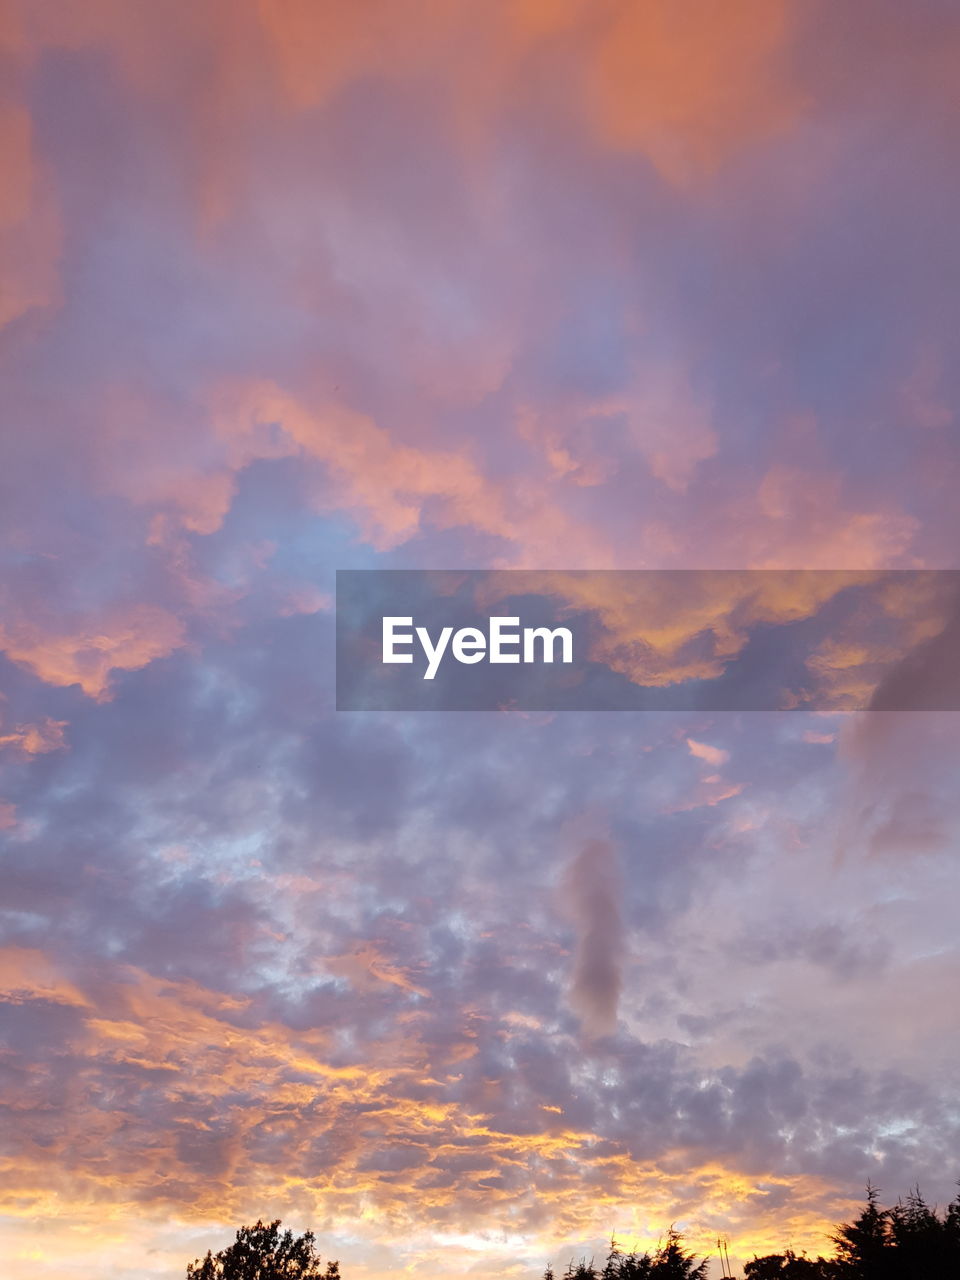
[
  {"x1": 745, "y1": 1250, "x2": 836, "y2": 1278},
  {"x1": 186, "y1": 1220, "x2": 338, "y2": 1280},
  {"x1": 549, "y1": 1229, "x2": 704, "y2": 1280},
  {"x1": 888, "y1": 1186, "x2": 939, "y2": 1278},
  {"x1": 831, "y1": 1184, "x2": 896, "y2": 1279},
  {"x1": 603, "y1": 1238, "x2": 624, "y2": 1280},
  {"x1": 776, "y1": 1181, "x2": 960, "y2": 1279},
  {"x1": 649, "y1": 1228, "x2": 708, "y2": 1279},
  {"x1": 945, "y1": 1185, "x2": 960, "y2": 1259},
  {"x1": 601, "y1": 1236, "x2": 653, "y2": 1278},
  {"x1": 563, "y1": 1259, "x2": 598, "y2": 1279},
  {"x1": 617, "y1": 1254, "x2": 654, "y2": 1279}
]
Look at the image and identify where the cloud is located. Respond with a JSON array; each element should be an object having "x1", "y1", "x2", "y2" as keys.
[
  {"x1": 0, "y1": 97, "x2": 61, "y2": 328},
  {"x1": 0, "y1": 603, "x2": 186, "y2": 699},
  {"x1": 562, "y1": 839, "x2": 624, "y2": 1039},
  {"x1": 0, "y1": 715, "x2": 67, "y2": 755},
  {"x1": 686, "y1": 738, "x2": 730, "y2": 768},
  {"x1": 324, "y1": 943, "x2": 430, "y2": 998},
  {"x1": 585, "y1": 0, "x2": 801, "y2": 183}
]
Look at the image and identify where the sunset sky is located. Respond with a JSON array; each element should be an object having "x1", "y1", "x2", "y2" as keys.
[{"x1": 2, "y1": 2, "x2": 960, "y2": 1277}]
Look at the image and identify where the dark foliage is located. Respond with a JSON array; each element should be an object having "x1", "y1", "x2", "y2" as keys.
[
  {"x1": 186, "y1": 1219, "x2": 339, "y2": 1280},
  {"x1": 551, "y1": 1228, "x2": 707, "y2": 1280},
  {"x1": 744, "y1": 1250, "x2": 835, "y2": 1278},
  {"x1": 746, "y1": 1182, "x2": 960, "y2": 1280}
]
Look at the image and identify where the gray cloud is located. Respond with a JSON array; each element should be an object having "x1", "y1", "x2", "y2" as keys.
[{"x1": 563, "y1": 839, "x2": 624, "y2": 1039}]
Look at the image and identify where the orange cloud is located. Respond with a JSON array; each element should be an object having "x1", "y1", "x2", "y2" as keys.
[
  {"x1": 210, "y1": 381, "x2": 612, "y2": 566},
  {"x1": 0, "y1": 99, "x2": 61, "y2": 329},
  {"x1": 256, "y1": 0, "x2": 807, "y2": 190},
  {"x1": 0, "y1": 946, "x2": 90, "y2": 1009},
  {"x1": 486, "y1": 569, "x2": 882, "y2": 692},
  {"x1": 0, "y1": 945, "x2": 838, "y2": 1250},
  {"x1": 0, "y1": 603, "x2": 186, "y2": 699},
  {"x1": 686, "y1": 738, "x2": 729, "y2": 767},
  {"x1": 324, "y1": 944, "x2": 430, "y2": 998},
  {"x1": 586, "y1": 0, "x2": 802, "y2": 183},
  {"x1": 0, "y1": 716, "x2": 67, "y2": 755},
  {"x1": 518, "y1": 361, "x2": 717, "y2": 497},
  {"x1": 748, "y1": 464, "x2": 918, "y2": 569}
]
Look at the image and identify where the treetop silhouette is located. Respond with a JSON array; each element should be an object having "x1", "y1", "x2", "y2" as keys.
[{"x1": 186, "y1": 1219, "x2": 339, "y2": 1280}]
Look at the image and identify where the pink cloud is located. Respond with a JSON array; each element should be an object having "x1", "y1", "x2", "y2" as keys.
[{"x1": 686, "y1": 737, "x2": 730, "y2": 768}]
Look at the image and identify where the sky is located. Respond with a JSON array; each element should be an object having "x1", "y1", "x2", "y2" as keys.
[{"x1": 1, "y1": 1, "x2": 960, "y2": 1277}]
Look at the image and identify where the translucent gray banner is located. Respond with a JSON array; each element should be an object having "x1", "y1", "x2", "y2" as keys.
[{"x1": 335, "y1": 570, "x2": 960, "y2": 711}]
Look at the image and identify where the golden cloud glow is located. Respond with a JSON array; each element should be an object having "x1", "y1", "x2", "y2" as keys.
[
  {"x1": 0, "y1": 942, "x2": 851, "y2": 1275},
  {"x1": 0, "y1": 604, "x2": 186, "y2": 699}
]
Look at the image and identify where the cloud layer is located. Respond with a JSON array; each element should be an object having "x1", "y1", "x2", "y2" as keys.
[{"x1": 2, "y1": 2, "x2": 960, "y2": 1277}]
